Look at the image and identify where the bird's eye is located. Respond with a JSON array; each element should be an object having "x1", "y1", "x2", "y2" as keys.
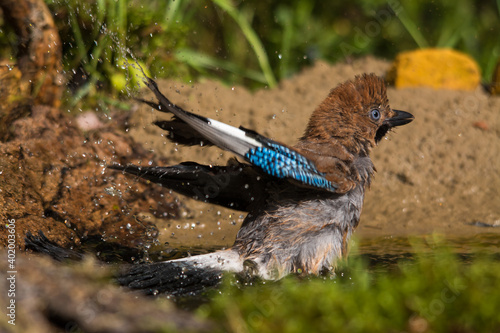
[{"x1": 369, "y1": 109, "x2": 381, "y2": 121}]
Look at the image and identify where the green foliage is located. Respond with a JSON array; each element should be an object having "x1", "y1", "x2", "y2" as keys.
[
  {"x1": 45, "y1": 0, "x2": 193, "y2": 107},
  {"x1": 388, "y1": 0, "x2": 500, "y2": 80},
  {"x1": 198, "y1": 247, "x2": 500, "y2": 332},
  {"x1": 30, "y1": 0, "x2": 500, "y2": 107}
]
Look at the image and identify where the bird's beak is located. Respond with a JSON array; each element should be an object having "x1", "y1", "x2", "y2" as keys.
[{"x1": 386, "y1": 109, "x2": 414, "y2": 127}]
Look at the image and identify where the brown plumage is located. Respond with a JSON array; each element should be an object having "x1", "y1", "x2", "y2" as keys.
[{"x1": 296, "y1": 74, "x2": 397, "y2": 193}]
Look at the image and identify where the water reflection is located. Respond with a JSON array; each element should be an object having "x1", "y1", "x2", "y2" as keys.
[
  {"x1": 92, "y1": 232, "x2": 499, "y2": 267},
  {"x1": 353, "y1": 233, "x2": 500, "y2": 271}
]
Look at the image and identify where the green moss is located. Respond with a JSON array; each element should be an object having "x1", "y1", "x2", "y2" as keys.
[{"x1": 198, "y1": 246, "x2": 500, "y2": 332}]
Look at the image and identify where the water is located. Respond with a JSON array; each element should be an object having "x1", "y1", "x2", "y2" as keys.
[
  {"x1": 92, "y1": 231, "x2": 499, "y2": 269},
  {"x1": 97, "y1": 230, "x2": 500, "y2": 308}
]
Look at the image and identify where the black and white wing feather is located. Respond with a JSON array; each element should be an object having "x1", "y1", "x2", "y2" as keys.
[{"x1": 141, "y1": 77, "x2": 338, "y2": 193}]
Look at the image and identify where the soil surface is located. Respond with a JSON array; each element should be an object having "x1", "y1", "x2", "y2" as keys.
[{"x1": 127, "y1": 57, "x2": 500, "y2": 248}]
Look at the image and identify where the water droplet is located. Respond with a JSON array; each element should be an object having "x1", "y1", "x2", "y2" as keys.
[{"x1": 104, "y1": 187, "x2": 122, "y2": 197}]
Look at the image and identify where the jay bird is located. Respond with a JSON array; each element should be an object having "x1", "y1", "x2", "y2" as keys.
[{"x1": 112, "y1": 73, "x2": 413, "y2": 295}]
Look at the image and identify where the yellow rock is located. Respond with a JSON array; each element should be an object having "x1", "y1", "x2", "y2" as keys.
[
  {"x1": 490, "y1": 58, "x2": 500, "y2": 95},
  {"x1": 386, "y1": 49, "x2": 481, "y2": 91}
]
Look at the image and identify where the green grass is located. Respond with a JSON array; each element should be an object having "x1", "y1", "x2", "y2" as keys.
[{"x1": 197, "y1": 247, "x2": 500, "y2": 332}]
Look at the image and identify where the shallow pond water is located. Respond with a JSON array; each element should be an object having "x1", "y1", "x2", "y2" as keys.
[
  {"x1": 121, "y1": 232, "x2": 500, "y2": 267},
  {"x1": 94, "y1": 230, "x2": 499, "y2": 307}
]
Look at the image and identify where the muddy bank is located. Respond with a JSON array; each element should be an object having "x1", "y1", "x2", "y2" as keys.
[
  {"x1": 126, "y1": 57, "x2": 500, "y2": 247},
  {"x1": 0, "y1": 105, "x2": 179, "y2": 252}
]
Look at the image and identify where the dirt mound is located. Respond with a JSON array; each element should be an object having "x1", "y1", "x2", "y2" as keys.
[{"x1": 0, "y1": 105, "x2": 178, "y2": 251}]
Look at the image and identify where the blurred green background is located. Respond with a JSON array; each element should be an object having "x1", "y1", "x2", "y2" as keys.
[{"x1": 1, "y1": 0, "x2": 498, "y2": 106}]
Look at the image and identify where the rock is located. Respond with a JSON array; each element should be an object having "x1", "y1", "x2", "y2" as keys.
[
  {"x1": 0, "y1": 63, "x2": 31, "y2": 141},
  {"x1": 0, "y1": 252, "x2": 214, "y2": 332},
  {"x1": 0, "y1": 0, "x2": 64, "y2": 107},
  {"x1": 386, "y1": 49, "x2": 481, "y2": 91},
  {"x1": 0, "y1": 105, "x2": 179, "y2": 254},
  {"x1": 472, "y1": 121, "x2": 489, "y2": 131}
]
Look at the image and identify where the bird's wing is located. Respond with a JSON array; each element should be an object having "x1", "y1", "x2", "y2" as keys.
[
  {"x1": 142, "y1": 77, "x2": 261, "y2": 156},
  {"x1": 141, "y1": 76, "x2": 338, "y2": 193},
  {"x1": 136, "y1": 98, "x2": 216, "y2": 147},
  {"x1": 109, "y1": 160, "x2": 269, "y2": 212}
]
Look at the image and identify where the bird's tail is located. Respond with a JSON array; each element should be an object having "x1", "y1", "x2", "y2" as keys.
[
  {"x1": 116, "y1": 249, "x2": 244, "y2": 296},
  {"x1": 25, "y1": 231, "x2": 244, "y2": 296}
]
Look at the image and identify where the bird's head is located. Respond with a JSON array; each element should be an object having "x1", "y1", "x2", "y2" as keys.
[{"x1": 301, "y1": 73, "x2": 414, "y2": 155}]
